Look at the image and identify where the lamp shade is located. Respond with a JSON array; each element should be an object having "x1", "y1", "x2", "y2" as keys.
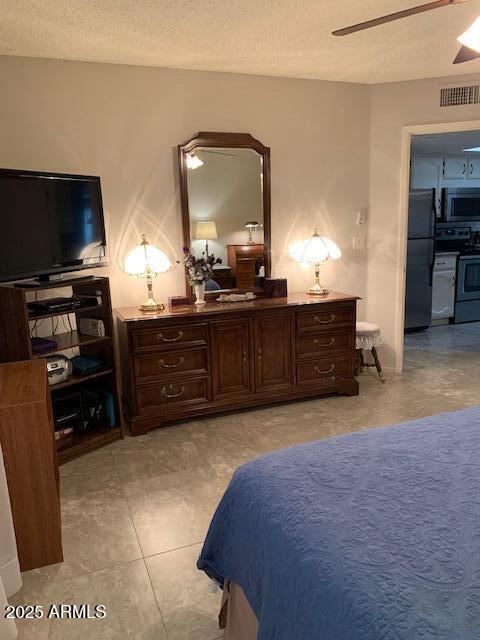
[
  {"x1": 293, "y1": 230, "x2": 341, "y2": 266},
  {"x1": 458, "y1": 17, "x2": 480, "y2": 53},
  {"x1": 124, "y1": 235, "x2": 172, "y2": 277},
  {"x1": 194, "y1": 221, "x2": 218, "y2": 241},
  {"x1": 187, "y1": 153, "x2": 205, "y2": 169},
  {"x1": 186, "y1": 153, "x2": 204, "y2": 169}
]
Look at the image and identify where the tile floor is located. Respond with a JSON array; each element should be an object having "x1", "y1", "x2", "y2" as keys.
[{"x1": 10, "y1": 322, "x2": 480, "y2": 639}]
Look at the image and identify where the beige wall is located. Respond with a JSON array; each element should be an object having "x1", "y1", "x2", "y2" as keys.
[
  {"x1": 368, "y1": 74, "x2": 480, "y2": 370},
  {"x1": 0, "y1": 55, "x2": 370, "y2": 312}
]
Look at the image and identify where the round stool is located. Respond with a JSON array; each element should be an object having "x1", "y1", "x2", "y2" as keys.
[{"x1": 355, "y1": 322, "x2": 385, "y2": 382}]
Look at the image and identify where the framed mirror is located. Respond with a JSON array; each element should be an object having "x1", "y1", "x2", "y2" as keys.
[{"x1": 178, "y1": 132, "x2": 271, "y2": 297}]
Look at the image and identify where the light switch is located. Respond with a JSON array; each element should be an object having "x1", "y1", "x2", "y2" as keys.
[
  {"x1": 356, "y1": 210, "x2": 366, "y2": 226},
  {"x1": 353, "y1": 235, "x2": 367, "y2": 250}
]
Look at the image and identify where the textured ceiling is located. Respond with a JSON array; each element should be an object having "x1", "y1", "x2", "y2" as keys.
[{"x1": 2, "y1": 1, "x2": 480, "y2": 84}]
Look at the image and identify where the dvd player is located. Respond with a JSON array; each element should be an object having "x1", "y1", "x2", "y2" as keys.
[{"x1": 28, "y1": 295, "x2": 99, "y2": 316}]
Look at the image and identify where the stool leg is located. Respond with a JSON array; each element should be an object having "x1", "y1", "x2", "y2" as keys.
[
  {"x1": 354, "y1": 349, "x2": 362, "y2": 376},
  {"x1": 371, "y1": 347, "x2": 385, "y2": 383}
]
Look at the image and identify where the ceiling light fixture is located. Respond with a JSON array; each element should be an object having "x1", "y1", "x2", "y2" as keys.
[
  {"x1": 454, "y1": 15, "x2": 480, "y2": 64},
  {"x1": 463, "y1": 147, "x2": 480, "y2": 152},
  {"x1": 458, "y1": 16, "x2": 480, "y2": 51},
  {"x1": 186, "y1": 153, "x2": 204, "y2": 170}
]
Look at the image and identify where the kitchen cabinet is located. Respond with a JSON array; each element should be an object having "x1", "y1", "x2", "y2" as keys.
[
  {"x1": 467, "y1": 157, "x2": 480, "y2": 179},
  {"x1": 410, "y1": 157, "x2": 443, "y2": 216},
  {"x1": 443, "y1": 156, "x2": 480, "y2": 181},
  {"x1": 443, "y1": 157, "x2": 467, "y2": 180}
]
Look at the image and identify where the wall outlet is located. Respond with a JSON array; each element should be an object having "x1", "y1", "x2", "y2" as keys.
[{"x1": 353, "y1": 235, "x2": 367, "y2": 250}]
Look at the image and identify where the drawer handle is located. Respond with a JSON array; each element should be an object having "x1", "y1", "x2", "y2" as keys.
[
  {"x1": 161, "y1": 385, "x2": 185, "y2": 399},
  {"x1": 314, "y1": 313, "x2": 336, "y2": 324},
  {"x1": 314, "y1": 337, "x2": 335, "y2": 348},
  {"x1": 157, "y1": 331, "x2": 184, "y2": 342},
  {"x1": 314, "y1": 364, "x2": 335, "y2": 375},
  {"x1": 159, "y1": 357, "x2": 185, "y2": 369}
]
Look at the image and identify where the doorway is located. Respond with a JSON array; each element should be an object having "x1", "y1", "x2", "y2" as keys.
[{"x1": 402, "y1": 127, "x2": 480, "y2": 370}]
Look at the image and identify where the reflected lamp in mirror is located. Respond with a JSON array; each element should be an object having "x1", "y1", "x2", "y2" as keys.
[
  {"x1": 194, "y1": 220, "x2": 218, "y2": 255},
  {"x1": 292, "y1": 229, "x2": 341, "y2": 296},
  {"x1": 124, "y1": 235, "x2": 172, "y2": 312},
  {"x1": 186, "y1": 153, "x2": 204, "y2": 169},
  {"x1": 245, "y1": 221, "x2": 259, "y2": 244}
]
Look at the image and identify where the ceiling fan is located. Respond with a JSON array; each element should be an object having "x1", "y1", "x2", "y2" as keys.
[{"x1": 332, "y1": 0, "x2": 480, "y2": 64}]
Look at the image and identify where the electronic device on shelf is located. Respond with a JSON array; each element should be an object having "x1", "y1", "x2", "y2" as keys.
[
  {"x1": 78, "y1": 317, "x2": 105, "y2": 338},
  {"x1": 0, "y1": 168, "x2": 107, "y2": 284},
  {"x1": 52, "y1": 392, "x2": 83, "y2": 432},
  {"x1": 52, "y1": 388, "x2": 112, "y2": 436},
  {"x1": 31, "y1": 337, "x2": 58, "y2": 354},
  {"x1": 46, "y1": 356, "x2": 73, "y2": 386},
  {"x1": 27, "y1": 295, "x2": 99, "y2": 316}
]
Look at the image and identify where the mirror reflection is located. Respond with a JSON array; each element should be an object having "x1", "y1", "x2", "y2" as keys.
[{"x1": 186, "y1": 147, "x2": 265, "y2": 291}]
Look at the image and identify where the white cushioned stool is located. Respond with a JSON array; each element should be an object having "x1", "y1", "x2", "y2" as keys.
[{"x1": 355, "y1": 322, "x2": 385, "y2": 382}]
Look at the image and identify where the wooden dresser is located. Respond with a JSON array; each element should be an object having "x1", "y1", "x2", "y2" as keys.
[{"x1": 115, "y1": 292, "x2": 359, "y2": 435}]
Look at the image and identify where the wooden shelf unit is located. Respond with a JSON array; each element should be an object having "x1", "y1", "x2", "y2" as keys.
[
  {"x1": 31, "y1": 332, "x2": 111, "y2": 358},
  {"x1": 0, "y1": 276, "x2": 122, "y2": 463}
]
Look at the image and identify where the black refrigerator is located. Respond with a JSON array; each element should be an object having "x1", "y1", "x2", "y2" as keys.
[{"x1": 404, "y1": 189, "x2": 436, "y2": 331}]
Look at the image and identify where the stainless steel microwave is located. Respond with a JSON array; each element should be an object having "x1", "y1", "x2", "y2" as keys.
[{"x1": 443, "y1": 188, "x2": 480, "y2": 222}]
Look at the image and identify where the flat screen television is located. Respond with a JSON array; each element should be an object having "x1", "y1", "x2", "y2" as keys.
[{"x1": 0, "y1": 168, "x2": 107, "y2": 283}]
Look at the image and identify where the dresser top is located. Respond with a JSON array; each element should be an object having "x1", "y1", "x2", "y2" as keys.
[{"x1": 115, "y1": 291, "x2": 359, "y2": 323}]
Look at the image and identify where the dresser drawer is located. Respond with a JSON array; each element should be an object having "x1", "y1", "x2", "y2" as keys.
[
  {"x1": 134, "y1": 348, "x2": 208, "y2": 382},
  {"x1": 296, "y1": 329, "x2": 354, "y2": 360},
  {"x1": 296, "y1": 356, "x2": 351, "y2": 386},
  {"x1": 132, "y1": 324, "x2": 208, "y2": 351},
  {"x1": 296, "y1": 307, "x2": 354, "y2": 332},
  {"x1": 136, "y1": 378, "x2": 208, "y2": 411}
]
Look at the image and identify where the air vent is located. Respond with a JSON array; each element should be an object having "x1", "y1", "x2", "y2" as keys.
[{"x1": 440, "y1": 84, "x2": 480, "y2": 107}]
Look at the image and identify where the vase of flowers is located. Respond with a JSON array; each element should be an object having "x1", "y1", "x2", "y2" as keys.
[{"x1": 183, "y1": 248, "x2": 222, "y2": 305}]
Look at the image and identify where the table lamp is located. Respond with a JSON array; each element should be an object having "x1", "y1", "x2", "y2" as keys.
[
  {"x1": 194, "y1": 221, "x2": 218, "y2": 255},
  {"x1": 293, "y1": 229, "x2": 341, "y2": 296},
  {"x1": 124, "y1": 235, "x2": 172, "y2": 312},
  {"x1": 245, "y1": 221, "x2": 259, "y2": 244}
]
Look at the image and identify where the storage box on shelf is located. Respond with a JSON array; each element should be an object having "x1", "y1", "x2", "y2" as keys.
[{"x1": 0, "y1": 276, "x2": 122, "y2": 463}]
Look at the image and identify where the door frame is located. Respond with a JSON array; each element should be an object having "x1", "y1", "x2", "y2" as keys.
[{"x1": 397, "y1": 119, "x2": 480, "y2": 372}]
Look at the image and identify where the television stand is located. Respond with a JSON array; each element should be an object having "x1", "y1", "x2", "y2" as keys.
[
  {"x1": 15, "y1": 274, "x2": 96, "y2": 288},
  {"x1": 0, "y1": 276, "x2": 122, "y2": 463}
]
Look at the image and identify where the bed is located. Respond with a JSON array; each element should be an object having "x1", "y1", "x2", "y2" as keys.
[{"x1": 198, "y1": 407, "x2": 480, "y2": 639}]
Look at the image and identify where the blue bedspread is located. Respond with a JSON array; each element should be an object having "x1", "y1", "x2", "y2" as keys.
[{"x1": 198, "y1": 408, "x2": 480, "y2": 639}]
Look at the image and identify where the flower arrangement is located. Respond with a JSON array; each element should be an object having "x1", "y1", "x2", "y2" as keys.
[{"x1": 182, "y1": 247, "x2": 222, "y2": 286}]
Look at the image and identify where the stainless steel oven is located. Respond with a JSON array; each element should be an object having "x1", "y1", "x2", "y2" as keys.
[
  {"x1": 455, "y1": 255, "x2": 480, "y2": 322},
  {"x1": 443, "y1": 188, "x2": 480, "y2": 222}
]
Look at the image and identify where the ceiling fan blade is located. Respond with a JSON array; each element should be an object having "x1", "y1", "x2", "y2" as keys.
[
  {"x1": 332, "y1": 0, "x2": 459, "y2": 36},
  {"x1": 453, "y1": 44, "x2": 480, "y2": 63}
]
